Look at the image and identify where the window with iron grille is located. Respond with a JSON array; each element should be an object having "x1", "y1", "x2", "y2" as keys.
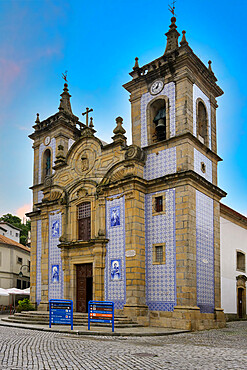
[
  {"x1": 155, "y1": 196, "x2": 163, "y2": 212},
  {"x1": 155, "y1": 246, "x2": 163, "y2": 263},
  {"x1": 78, "y1": 202, "x2": 91, "y2": 241},
  {"x1": 153, "y1": 244, "x2": 165, "y2": 264}
]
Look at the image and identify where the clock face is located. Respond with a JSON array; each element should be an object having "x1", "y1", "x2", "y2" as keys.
[
  {"x1": 150, "y1": 80, "x2": 164, "y2": 95},
  {"x1": 44, "y1": 136, "x2": 51, "y2": 146}
]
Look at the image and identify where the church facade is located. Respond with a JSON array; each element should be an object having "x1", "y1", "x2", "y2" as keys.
[{"x1": 28, "y1": 17, "x2": 227, "y2": 330}]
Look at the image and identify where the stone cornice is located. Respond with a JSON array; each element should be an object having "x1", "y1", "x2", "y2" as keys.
[{"x1": 143, "y1": 132, "x2": 222, "y2": 162}]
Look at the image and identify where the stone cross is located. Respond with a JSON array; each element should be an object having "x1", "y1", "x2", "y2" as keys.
[{"x1": 82, "y1": 107, "x2": 93, "y2": 127}]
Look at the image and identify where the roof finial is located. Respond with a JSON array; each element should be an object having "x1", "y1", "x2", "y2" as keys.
[
  {"x1": 164, "y1": 2, "x2": 180, "y2": 54},
  {"x1": 89, "y1": 117, "x2": 94, "y2": 128},
  {"x1": 35, "y1": 113, "x2": 40, "y2": 123},
  {"x1": 133, "y1": 57, "x2": 139, "y2": 70},
  {"x1": 58, "y1": 73, "x2": 73, "y2": 114},
  {"x1": 180, "y1": 30, "x2": 188, "y2": 46},
  {"x1": 208, "y1": 60, "x2": 213, "y2": 72}
]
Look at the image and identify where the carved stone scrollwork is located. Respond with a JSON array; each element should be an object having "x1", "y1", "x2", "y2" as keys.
[
  {"x1": 125, "y1": 145, "x2": 146, "y2": 163},
  {"x1": 44, "y1": 175, "x2": 53, "y2": 187}
]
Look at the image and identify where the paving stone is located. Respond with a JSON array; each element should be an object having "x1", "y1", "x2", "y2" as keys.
[{"x1": 0, "y1": 322, "x2": 246, "y2": 369}]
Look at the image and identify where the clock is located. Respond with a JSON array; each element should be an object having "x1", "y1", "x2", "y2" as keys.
[
  {"x1": 44, "y1": 136, "x2": 51, "y2": 146},
  {"x1": 150, "y1": 80, "x2": 164, "y2": 95}
]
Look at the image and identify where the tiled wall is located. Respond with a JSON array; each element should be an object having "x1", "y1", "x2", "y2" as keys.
[
  {"x1": 140, "y1": 82, "x2": 176, "y2": 147},
  {"x1": 105, "y1": 195, "x2": 126, "y2": 309},
  {"x1": 48, "y1": 211, "x2": 63, "y2": 300},
  {"x1": 38, "y1": 138, "x2": 56, "y2": 183},
  {"x1": 145, "y1": 189, "x2": 176, "y2": 311},
  {"x1": 196, "y1": 190, "x2": 215, "y2": 313},
  {"x1": 143, "y1": 147, "x2": 176, "y2": 181},
  {"x1": 36, "y1": 219, "x2": 42, "y2": 305},
  {"x1": 38, "y1": 191, "x2": 44, "y2": 203},
  {"x1": 194, "y1": 148, "x2": 212, "y2": 183},
  {"x1": 193, "y1": 84, "x2": 212, "y2": 149}
]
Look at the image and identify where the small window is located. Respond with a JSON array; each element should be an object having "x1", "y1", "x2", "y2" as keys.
[
  {"x1": 22, "y1": 281, "x2": 27, "y2": 289},
  {"x1": 16, "y1": 233, "x2": 18, "y2": 237},
  {"x1": 237, "y1": 251, "x2": 245, "y2": 272},
  {"x1": 153, "y1": 244, "x2": 166, "y2": 264},
  {"x1": 10, "y1": 230, "x2": 12, "y2": 235},
  {"x1": 17, "y1": 257, "x2": 23, "y2": 265},
  {"x1": 17, "y1": 279, "x2": 22, "y2": 289},
  {"x1": 152, "y1": 193, "x2": 166, "y2": 215},
  {"x1": 155, "y1": 196, "x2": 163, "y2": 212},
  {"x1": 28, "y1": 260, "x2": 30, "y2": 271}
]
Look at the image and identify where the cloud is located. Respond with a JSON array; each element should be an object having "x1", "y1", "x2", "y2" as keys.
[
  {"x1": 0, "y1": 58, "x2": 22, "y2": 91},
  {"x1": 15, "y1": 203, "x2": 32, "y2": 221}
]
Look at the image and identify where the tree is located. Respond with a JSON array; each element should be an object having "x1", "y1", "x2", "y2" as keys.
[{"x1": 0, "y1": 214, "x2": 31, "y2": 246}]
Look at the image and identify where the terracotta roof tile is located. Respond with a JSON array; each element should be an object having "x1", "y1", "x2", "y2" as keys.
[{"x1": 0, "y1": 234, "x2": 30, "y2": 252}]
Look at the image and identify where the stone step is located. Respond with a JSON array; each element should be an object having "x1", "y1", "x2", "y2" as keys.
[
  {"x1": 2, "y1": 317, "x2": 142, "y2": 328},
  {"x1": 3, "y1": 311, "x2": 143, "y2": 328}
]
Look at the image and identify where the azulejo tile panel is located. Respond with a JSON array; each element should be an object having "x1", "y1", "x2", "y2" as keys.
[
  {"x1": 140, "y1": 82, "x2": 176, "y2": 148},
  {"x1": 38, "y1": 138, "x2": 56, "y2": 183},
  {"x1": 143, "y1": 148, "x2": 176, "y2": 180},
  {"x1": 38, "y1": 191, "x2": 44, "y2": 203},
  {"x1": 105, "y1": 195, "x2": 126, "y2": 309},
  {"x1": 193, "y1": 84, "x2": 212, "y2": 149},
  {"x1": 145, "y1": 189, "x2": 176, "y2": 311},
  {"x1": 194, "y1": 148, "x2": 212, "y2": 183},
  {"x1": 48, "y1": 211, "x2": 63, "y2": 300},
  {"x1": 196, "y1": 190, "x2": 215, "y2": 313},
  {"x1": 36, "y1": 220, "x2": 42, "y2": 305}
]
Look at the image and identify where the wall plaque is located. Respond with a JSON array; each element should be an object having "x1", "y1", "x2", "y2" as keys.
[{"x1": 125, "y1": 250, "x2": 136, "y2": 257}]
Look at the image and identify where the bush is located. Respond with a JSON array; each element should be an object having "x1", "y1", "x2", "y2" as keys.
[{"x1": 16, "y1": 298, "x2": 35, "y2": 313}]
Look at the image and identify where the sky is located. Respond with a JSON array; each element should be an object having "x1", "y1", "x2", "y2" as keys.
[{"x1": 0, "y1": 0, "x2": 246, "y2": 220}]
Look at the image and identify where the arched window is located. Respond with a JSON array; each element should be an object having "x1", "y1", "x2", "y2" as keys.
[
  {"x1": 151, "y1": 99, "x2": 166, "y2": 142},
  {"x1": 43, "y1": 149, "x2": 51, "y2": 178},
  {"x1": 197, "y1": 101, "x2": 207, "y2": 144}
]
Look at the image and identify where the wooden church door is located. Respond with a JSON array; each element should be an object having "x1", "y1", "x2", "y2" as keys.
[{"x1": 76, "y1": 263, "x2": 93, "y2": 313}]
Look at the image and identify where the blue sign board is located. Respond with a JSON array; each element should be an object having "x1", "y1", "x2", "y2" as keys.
[
  {"x1": 49, "y1": 299, "x2": 73, "y2": 330},
  {"x1": 88, "y1": 300, "x2": 114, "y2": 332}
]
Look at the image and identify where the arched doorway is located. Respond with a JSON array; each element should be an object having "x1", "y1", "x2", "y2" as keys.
[{"x1": 236, "y1": 275, "x2": 247, "y2": 319}]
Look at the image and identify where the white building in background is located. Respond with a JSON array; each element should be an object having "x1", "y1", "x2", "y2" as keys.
[
  {"x1": 0, "y1": 222, "x2": 21, "y2": 243},
  {"x1": 220, "y1": 204, "x2": 247, "y2": 319},
  {"x1": 0, "y1": 234, "x2": 30, "y2": 307}
]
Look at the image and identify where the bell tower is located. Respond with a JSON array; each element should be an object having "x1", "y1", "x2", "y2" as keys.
[{"x1": 123, "y1": 15, "x2": 227, "y2": 329}]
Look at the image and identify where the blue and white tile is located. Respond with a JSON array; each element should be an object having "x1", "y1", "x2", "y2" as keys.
[
  {"x1": 48, "y1": 211, "x2": 63, "y2": 300},
  {"x1": 145, "y1": 189, "x2": 176, "y2": 311},
  {"x1": 105, "y1": 195, "x2": 126, "y2": 309},
  {"x1": 196, "y1": 191, "x2": 214, "y2": 313},
  {"x1": 194, "y1": 148, "x2": 212, "y2": 183}
]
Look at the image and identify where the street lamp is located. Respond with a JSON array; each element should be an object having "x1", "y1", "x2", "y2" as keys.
[{"x1": 18, "y1": 265, "x2": 30, "y2": 278}]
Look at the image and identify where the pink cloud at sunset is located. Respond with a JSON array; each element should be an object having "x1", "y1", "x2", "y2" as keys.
[{"x1": 15, "y1": 203, "x2": 32, "y2": 221}]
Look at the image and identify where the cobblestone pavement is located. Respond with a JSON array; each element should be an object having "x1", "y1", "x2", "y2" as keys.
[{"x1": 0, "y1": 321, "x2": 246, "y2": 369}]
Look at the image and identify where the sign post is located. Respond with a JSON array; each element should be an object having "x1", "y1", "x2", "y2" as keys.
[
  {"x1": 49, "y1": 299, "x2": 73, "y2": 330},
  {"x1": 88, "y1": 301, "x2": 114, "y2": 332}
]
